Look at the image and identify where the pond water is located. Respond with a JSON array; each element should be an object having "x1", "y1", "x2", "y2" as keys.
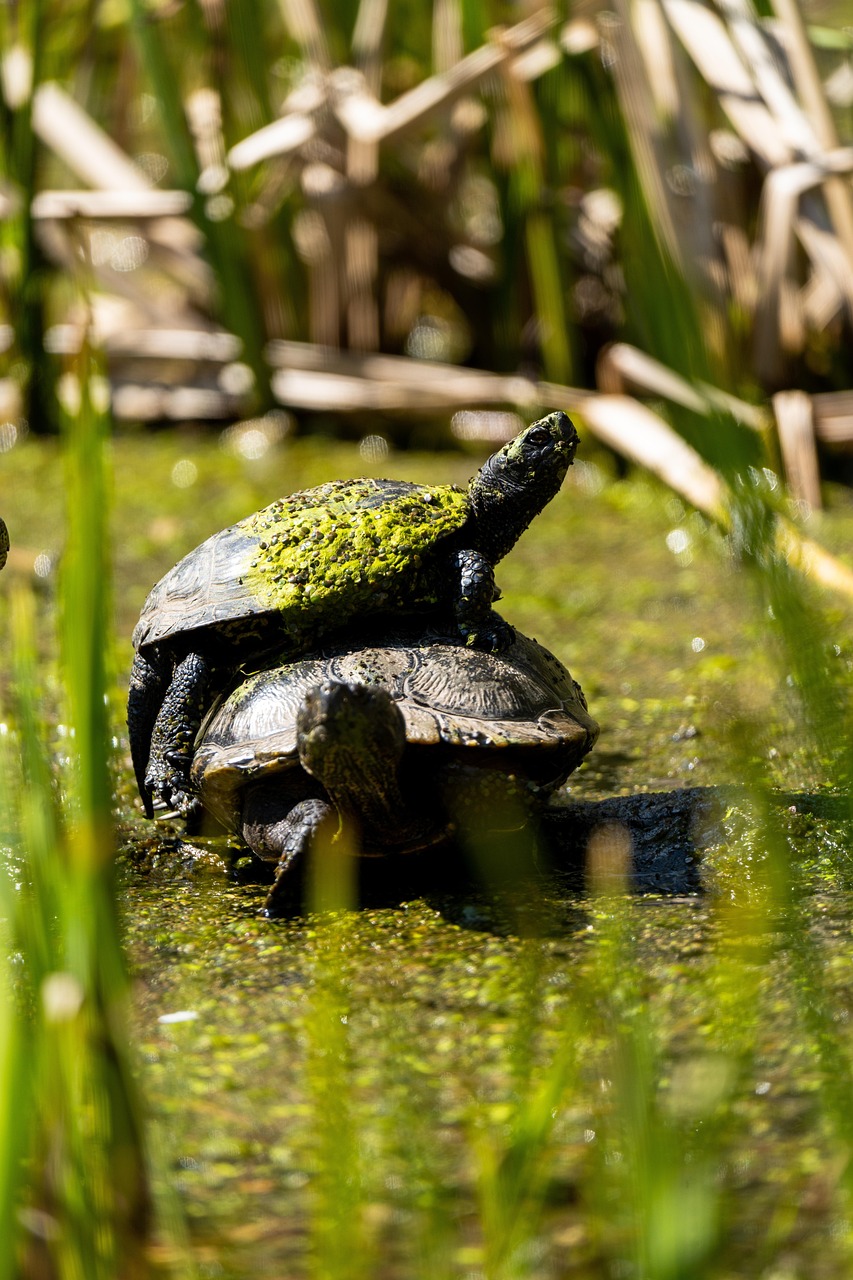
[{"x1": 4, "y1": 427, "x2": 853, "y2": 1277}]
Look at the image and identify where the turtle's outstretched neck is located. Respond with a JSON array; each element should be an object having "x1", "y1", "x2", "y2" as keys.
[{"x1": 467, "y1": 412, "x2": 579, "y2": 564}]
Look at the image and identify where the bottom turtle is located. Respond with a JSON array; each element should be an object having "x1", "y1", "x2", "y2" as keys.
[{"x1": 191, "y1": 623, "x2": 599, "y2": 916}]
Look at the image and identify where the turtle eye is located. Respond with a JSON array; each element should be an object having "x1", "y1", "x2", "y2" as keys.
[{"x1": 527, "y1": 425, "x2": 551, "y2": 447}]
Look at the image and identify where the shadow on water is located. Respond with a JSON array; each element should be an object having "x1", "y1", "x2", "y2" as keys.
[
  {"x1": 350, "y1": 787, "x2": 716, "y2": 910},
  {"x1": 176, "y1": 787, "x2": 718, "y2": 933},
  {"x1": 196, "y1": 786, "x2": 708, "y2": 898},
  {"x1": 137, "y1": 785, "x2": 851, "y2": 938}
]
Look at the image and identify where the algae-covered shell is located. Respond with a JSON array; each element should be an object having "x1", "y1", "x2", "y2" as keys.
[
  {"x1": 192, "y1": 627, "x2": 599, "y2": 833},
  {"x1": 133, "y1": 478, "x2": 468, "y2": 653},
  {"x1": 129, "y1": 412, "x2": 580, "y2": 821}
]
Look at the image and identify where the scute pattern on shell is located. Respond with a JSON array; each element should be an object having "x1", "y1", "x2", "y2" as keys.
[
  {"x1": 132, "y1": 525, "x2": 264, "y2": 648},
  {"x1": 192, "y1": 629, "x2": 598, "y2": 829}
]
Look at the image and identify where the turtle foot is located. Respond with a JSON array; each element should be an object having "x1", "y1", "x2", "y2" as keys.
[
  {"x1": 451, "y1": 550, "x2": 513, "y2": 653},
  {"x1": 261, "y1": 887, "x2": 302, "y2": 919},
  {"x1": 244, "y1": 794, "x2": 330, "y2": 918},
  {"x1": 145, "y1": 756, "x2": 200, "y2": 820},
  {"x1": 170, "y1": 787, "x2": 202, "y2": 820},
  {"x1": 142, "y1": 650, "x2": 211, "y2": 820},
  {"x1": 462, "y1": 615, "x2": 516, "y2": 654}
]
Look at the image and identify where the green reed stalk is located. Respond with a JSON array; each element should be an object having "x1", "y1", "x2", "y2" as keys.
[
  {"x1": 0, "y1": 629, "x2": 34, "y2": 1280},
  {"x1": 470, "y1": 996, "x2": 584, "y2": 1278},
  {"x1": 126, "y1": 0, "x2": 269, "y2": 408},
  {"x1": 304, "y1": 826, "x2": 374, "y2": 1280},
  {"x1": 0, "y1": 350, "x2": 152, "y2": 1278}
]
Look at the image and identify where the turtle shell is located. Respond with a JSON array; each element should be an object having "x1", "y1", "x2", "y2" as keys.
[
  {"x1": 192, "y1": 628, "x2": 599, "y2": 831},
  {"x1": 132, "y1": 478, "x2": 469, "y2": 653}
]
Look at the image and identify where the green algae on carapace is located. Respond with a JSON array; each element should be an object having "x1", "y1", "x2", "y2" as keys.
[
  {"x1": 128, "y1": 414, "x2": 578, "y2": 816},
  {"x1": 243, "y1": 479, "x2": 467, "y2": 618}
]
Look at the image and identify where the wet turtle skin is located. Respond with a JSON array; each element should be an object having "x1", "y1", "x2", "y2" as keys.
[
  {"x1": 191, "y1": 623, "x2": 599, "y2": 916},
  {"x1": 129, "y1": 413, "x2": 580, "y2": 819},
  {"x1": 0, "y1": 518, "x2": 8, "y2": 570}
]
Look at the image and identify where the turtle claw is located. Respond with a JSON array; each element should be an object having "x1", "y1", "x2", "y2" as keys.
[
  {"x1": 145, "y1": 756, "x2": 200, "y2": 820},
  {"x1": 452, "y1": 550, "x2": 515, "y2": 653},
  {"x1": 262, "y1": 874, "x2": 303, "y2": 919},
  {"x1": 463, "y1": 615, "x2": 515, "y2": 654},
  {"x1": 169, "y1": 786, "x2": 202, "y2": 820}
]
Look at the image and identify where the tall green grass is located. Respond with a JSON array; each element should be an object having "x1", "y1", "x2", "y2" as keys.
[{"x1": 0, "y1": 350, "x2": 151, "y2": 1278}]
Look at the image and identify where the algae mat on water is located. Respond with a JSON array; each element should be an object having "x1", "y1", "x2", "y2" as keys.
[
  {"x1": 124, "y1": 796, "x2": 853, "y2": 1280},
  {"x1": 4, "y1": 429, "x2": 853, "y2": 1277}
]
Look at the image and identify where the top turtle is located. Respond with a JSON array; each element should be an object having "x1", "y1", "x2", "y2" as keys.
[{"x1": 128, "y1": 411, "x2": 579, "y2": 816}]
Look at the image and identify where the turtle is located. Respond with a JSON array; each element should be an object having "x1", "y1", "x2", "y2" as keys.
[
  {"x1": 129, "y1": 412, "x2": 579, "y2": 818},
  {"x1": 190, "y1": 621, "x2": 599, "y2": 916},
  {"x1": 0, "y1": 518, "x2": 8, "y2": 570}
]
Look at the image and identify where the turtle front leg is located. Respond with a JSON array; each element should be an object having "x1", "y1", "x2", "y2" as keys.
[
  {"x1": 145, "y1": 651, "x2": 212, "y2": 816},
  {"x1": 241, "y1": 783, "x2": 337, "y2": 917},
  {"x1": 451, "y1": 548, "x2": 515, "y2": 652},
  {"x1": 127, "y1": 647, "x2": 170, "y2": 818}
]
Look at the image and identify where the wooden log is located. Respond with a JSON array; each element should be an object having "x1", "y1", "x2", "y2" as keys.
[
  {"x1": 269, "y1": 366, "x2": 544, "y2": 412},
  {"x1": 31, "y1": 190, "x2": 193, "y2": 220},
  {"x1": 229, "y1": 9, "x2": 557, "y2": 169},
  {"x1": 596, "y1": 342, "x2": 768, "y2": 428},
  {"x1": 0, "y1": 378, "x2": 22, "y2": 421},
  {"x1": 754, "y1": 148, "x2": 853, "y2": 383},
  {"x1": 798, "y1": 219, "x2": 847, "y2": 328},
  {"x1": 811, "y1": 391, "x2": 853, "y2": 447},
  {"x1": 777, "y1": 522, "x2": 853, "y2": 596},
  {"x1": 718, "y1": 0, "x2": 817, "y2": 155},
  {"x1": 332, "y1": 8, "x2": 557, "y2": 145},
  {"x1": 228, "y1": 114, "x2": 316, "y2": 171},
  {"x1": 45, "y1": 324, "x2": 241, "y2": 363},
  {"x1": 107, "y1": 328, "x2": 239, "y2": 362},
  {"x1": 110, "y1": 383, "x2": 243, "y2": 421},
  {"x1": 571, "y1": 392, "x2": 725, "y2": 517},
  {"x1": 772, "y1": 389, "x2": 821, "y2": 508},
  {"x1": 32, "y1": 81, "x2": 201, "y2": 256},
  {"x1": 32, "y1": 82, "x2": 152, "y2": 193},
  {"x1": 266, "y1": 338, "x2": 550, "y2": 403},
  {"x1": 278, "y1": 0, "x2": 331, "y2": 69},
  {"x1": 771, "y1": 0, "x2": 853, "y2": 278}
]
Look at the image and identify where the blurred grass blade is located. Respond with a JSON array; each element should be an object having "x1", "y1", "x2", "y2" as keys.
[
  {"x1": 0, "y1": 344, "x2": 154, "y2": 1277},
  {"x1": 0, "y1": 664, "x2": 34, "y2": 1280},
  {"x1": 305, "y1": 919, "x2": 371, "y2": 1279}
]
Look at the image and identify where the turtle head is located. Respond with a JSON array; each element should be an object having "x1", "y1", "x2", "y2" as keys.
[
  {"x1": 0, "y1": 518, "x2": 8, "y2": 571},
  {"x1": 468, "y1": 412, "x2": 579, "y2": 563},
  {"x1": 296, "y1": 680, "x2": 409, "y2": 835}
]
